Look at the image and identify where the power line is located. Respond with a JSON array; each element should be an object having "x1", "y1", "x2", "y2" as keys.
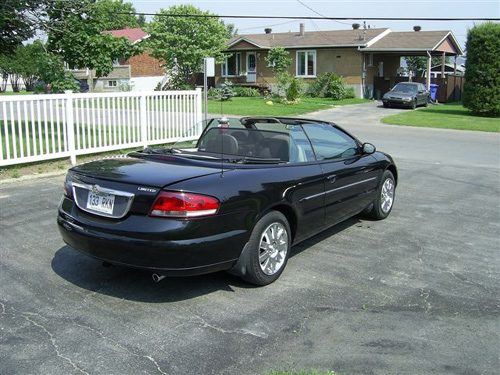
[
  {"x1": 295, "y1": 0, "x2": 351, "y2": 25},
  {"x1": 112, "y1": 12, "x2": 500, "y2": 21},
  {"x1": 239, "y1": 20, "x2": 298, "y2": 31}
]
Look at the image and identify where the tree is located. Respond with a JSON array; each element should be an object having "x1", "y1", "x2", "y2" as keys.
[
  {"x1": 0, "y1": 0, "x2": 36, "y2": 55},
  {"x1": 46, "y1": 0, "x2": 142, "y2": 79},
  {"x1": 146, "y1": 5, "x2": 229, "y2": 86},
  {"x1": 265, "y1": 47, "x2": 292, "y2": 75},
  {"x1": 224, "y1": 22, "x2": 238, "y2": 38},
  {"x1": 463, "y1": 23, "x2": 500, "y2": 117},
  {"x1": 405, "y1": 56, "x2": 451, "y2": 77},
  {"x1": 37, "y1": 53, "x2": 79, "y2": 93},
  {"x1": 0, "y1": 55, "x2": 18, "y2": 91},
  {"x1": 404, "y1": 57, "x2": 427, "y2": 77},
  {"x1": 93, "y1": 0, "x2": 144, "y2": 30},
  {"x1": 16, "y1": 41, "x2": 45, "y2": 91},
  {"x1": 1, "y1": 0, "x2": 143, "y2": 82}
]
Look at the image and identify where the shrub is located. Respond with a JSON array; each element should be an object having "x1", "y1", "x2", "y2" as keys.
[
  {"x1": 207, "y1": 87, "x2": 222, "y2": 100},
  {"x1": 119, "y1": 82, "x2": 132, "y2": 92},
  {"x1": 463, "y1": 23, "x2": 500, "y2": 117},
  {"x1": 34, "y1": 81, "x2": 48, "y2": 94},
  {"x1": 49, "y1": 76, "x2": 79, "y2": 94},
  {"x1": 344, "y1": 87, "x2": 356, "y2": 99},
  {"x1": 309, "y1": 72, "x2": 355, "y2": 100},
  {"x1": 208, "y1": 80, "x2": 236, "y2": 101},
  {"x1": 286, "y1": 77, "x2": 300, "y2": 102},
  {"x1": 221, "y1": 79, "x2": 236, "y2": 100},
  {"x1": 233, "y1": 87, "x2": 261, "y2": 97}
]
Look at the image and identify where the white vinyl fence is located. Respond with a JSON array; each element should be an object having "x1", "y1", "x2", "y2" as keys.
[{"x1": 0, "y1": 89, "x2": 202, "y2": 166}]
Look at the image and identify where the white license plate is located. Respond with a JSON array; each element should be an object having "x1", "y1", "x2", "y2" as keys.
[{"x1": 86, "y1": 191, "x2": 115, "y2": 215}]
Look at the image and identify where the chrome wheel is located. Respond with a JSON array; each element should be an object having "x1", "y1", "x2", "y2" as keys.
[
  {"x1": 380, "y1": 177, "x2": 395, "y2": 214},
  {"x1": 258, "y1": 222, "x2": 289, "y2": 276}
]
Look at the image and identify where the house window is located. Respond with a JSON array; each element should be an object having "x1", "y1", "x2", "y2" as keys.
[
  {"x1": 107, "y1": 80, "x2": 118, "y2": 87},
  {"x1": 296, "y1": 50, "x2": 316, "y2": 77},
  {"x1": 365, "y1": 53, "x2": 374, "y2": 67},
  {"x1": 222, "y1": 53, "x2": 241, "y2": 77}
]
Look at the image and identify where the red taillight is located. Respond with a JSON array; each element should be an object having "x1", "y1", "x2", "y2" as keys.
[{"x1": 150, "y1": 191, "x2": 219, "y2": 218}]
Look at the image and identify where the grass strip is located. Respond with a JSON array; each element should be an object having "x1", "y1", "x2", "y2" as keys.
[
  {"x1": 381, "y1": 102, "x2": 499, "y2": 132},
  {"x1": 207, "y1": 97, "x2": 370, "y2": 116}
]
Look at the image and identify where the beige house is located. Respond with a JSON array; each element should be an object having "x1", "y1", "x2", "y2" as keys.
[{"x1": 216, "y1": 25, "x2": 463, "y2": 99}]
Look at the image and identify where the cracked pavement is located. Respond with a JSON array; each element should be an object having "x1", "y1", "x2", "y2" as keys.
[{"x1": 1, "y1": 102, "x2": 499, "y2": 374}]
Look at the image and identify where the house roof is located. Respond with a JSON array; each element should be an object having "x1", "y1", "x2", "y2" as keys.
[
  {"x1": 227, "y1": 28, "x2": 391, "y2": 50},
  {"x1": 228, "y1": 28, "x2": 464, "y2": 55},
  {"x1": 431, "y1": 63, "x2": 466, "y2": 72},
  {"x1": 104, "y1": 28, "x2": 149, "y2": 43},
  {"x1": 362, "y1": 31, "x2": 464, "y2": 55}
]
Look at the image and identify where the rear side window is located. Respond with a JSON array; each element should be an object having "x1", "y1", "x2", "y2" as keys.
[{"x1": 302, "y1": 123, "x2": 359, "y2": 161}]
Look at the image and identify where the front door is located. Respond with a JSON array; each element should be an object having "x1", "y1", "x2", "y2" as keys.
[
  {"x1": 246, "y1": 52, "x2": 257, "y2": 83},
  {"x1": 302, "y1": 123, "x2": 380, "y2": 225}
]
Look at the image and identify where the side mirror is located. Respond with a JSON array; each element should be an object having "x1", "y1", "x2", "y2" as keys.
[{"x1": 362, "y1": 143, "x2": 376, "y2": 155}]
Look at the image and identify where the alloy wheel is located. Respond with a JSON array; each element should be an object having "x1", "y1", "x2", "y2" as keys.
[
  {"x1": 380, "y1": 178, "x2": 395, "y2": 214},
  {"x1": 258, "y1": 222, "x2": 289, "y2": 275}
]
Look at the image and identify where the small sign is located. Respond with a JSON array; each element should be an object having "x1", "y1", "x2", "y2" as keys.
[{"x1": 205, "y1": 58, "x2": 215, "y2": 77}]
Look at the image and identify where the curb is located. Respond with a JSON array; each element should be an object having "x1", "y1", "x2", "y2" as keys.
[{"x1": 0, "y1": 170, "x2": 67, "y2": 186}]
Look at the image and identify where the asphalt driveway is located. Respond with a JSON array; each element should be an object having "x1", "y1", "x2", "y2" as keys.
[{"x1": 1, "y1": 102, "x2": 499, "y2": 375}]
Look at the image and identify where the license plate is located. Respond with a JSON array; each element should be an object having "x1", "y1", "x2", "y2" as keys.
[{"x1": 86, "y1": 191, "x2": 115, "y2": 215}]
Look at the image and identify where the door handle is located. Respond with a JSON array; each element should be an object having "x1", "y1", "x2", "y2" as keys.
[{"x1": 327, "y1": 175, "x2": 337, "y2": 183}]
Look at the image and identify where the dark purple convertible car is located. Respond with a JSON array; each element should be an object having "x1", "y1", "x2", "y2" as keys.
[{"x1": 58, "y1": 117, "x2": 397, "y2": 285}]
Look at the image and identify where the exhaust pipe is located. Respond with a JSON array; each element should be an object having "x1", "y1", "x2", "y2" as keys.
[{"x1": 152, "y1": 273, "x2": 166, "y2": 283}]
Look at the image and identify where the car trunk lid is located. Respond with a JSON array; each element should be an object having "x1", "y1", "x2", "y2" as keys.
[{"x1": 68, "y1": 156, "x2": 223, "y2": 218}]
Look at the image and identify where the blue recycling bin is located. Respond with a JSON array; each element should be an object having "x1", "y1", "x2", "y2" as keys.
[{"x1": 429, "y1": 84, "x2": 439, "y2": 102}]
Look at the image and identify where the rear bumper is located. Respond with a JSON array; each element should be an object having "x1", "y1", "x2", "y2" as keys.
[{"x1": 57, "y1": 197, "x2": 251, "y2": 275}]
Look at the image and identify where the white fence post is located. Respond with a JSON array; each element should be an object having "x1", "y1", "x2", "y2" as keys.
[
  {"x1": 140, "y1": 93, "x2": 148, "y2": 148},
  {"x1": 195, "y1": 87, "x2": 202, "y2": 135},
  {"x1": 65, "y1": 90, "x2": 77, "y2": 165}
]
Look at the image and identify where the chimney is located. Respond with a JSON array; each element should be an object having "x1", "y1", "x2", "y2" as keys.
[
  {"x1": 299, "y1": 23, "x2": 305, "y2": 36},
  {"x1": 264, "y1": 28, "x2": 272, "y2": 34},
  {"x1": 413, "y1": 25, "x2": 422, "y2": 32},
  {"x1": 352, "y1": 23, "x2": 360, "y2": 30}
]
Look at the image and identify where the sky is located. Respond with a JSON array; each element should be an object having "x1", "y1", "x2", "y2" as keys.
[{"x1": 130, "y1": 0, "x2": 500, "y2": 54}]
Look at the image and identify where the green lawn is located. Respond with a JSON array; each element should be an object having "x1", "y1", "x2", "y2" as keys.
[
  {"x1": 0, "y1": 91, "x2": 33, "y2": 96},
  {"x1": 206, "y1": 97, "x2": 370, "y2": 116},
  {"x1": 0, "y1": 120, "x2": 138, "y2": 160},
  {"x1": 381, "y1": 102, "x2": 499, "y2": 132}
]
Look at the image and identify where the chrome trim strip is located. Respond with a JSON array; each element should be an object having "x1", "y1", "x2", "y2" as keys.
[
  {"x1": 324, "y1": 177, "x2": 378, "y2": 195},
  {"x1": 300, "y1": 177, "x2": 378, "y2": 202},
  {"x1": 72, "y1": 182, "x2": 135, "y2": 219},
  {"x1": 300, "y1": 191, "x2": 325, "y2": 202}
]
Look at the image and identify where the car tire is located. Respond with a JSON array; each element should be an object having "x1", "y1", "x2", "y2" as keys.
[
  {"x1": 367, "y1": 170, "x2": 396, "y2": 220},
  {"x1": 242, "y1": 211, "x2": 291, "y2": 286},
  {"x1": 383, "y1": 102, "x2": 389, "y2": 108},
  {"x1": 410, "y1": 100, "x2": 417, "y2": 109}
]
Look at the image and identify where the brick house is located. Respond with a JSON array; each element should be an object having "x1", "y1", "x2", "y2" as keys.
[
  {"x1": 73, "y1": 28, "x2": 166, "y2": 92},
  {"x1": 216, "y1": 24, "x2": 463, "y2": 99}
]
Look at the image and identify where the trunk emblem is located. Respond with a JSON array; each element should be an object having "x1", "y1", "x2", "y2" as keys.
[
  {"x1": 92, "y1": 185, "x2": 100, "y2": 194},
  {"x1": 138, "y1": 187, "x2": 158, "y2": 193}
]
